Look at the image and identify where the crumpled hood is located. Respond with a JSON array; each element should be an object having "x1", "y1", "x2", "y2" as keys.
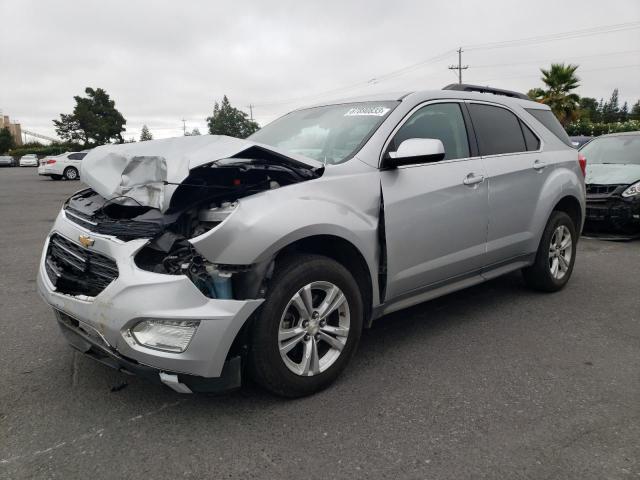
[
  {"x1": 585, "y1": 163, "x2": 640, "y2": 186},
  {"x1": 80, "y1": 135, "x2": 323, "y2": 212}
]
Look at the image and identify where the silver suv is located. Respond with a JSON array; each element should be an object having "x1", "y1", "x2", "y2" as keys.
[{"x1": 37, "y1": 84, "x2": 585, "y2": 397}]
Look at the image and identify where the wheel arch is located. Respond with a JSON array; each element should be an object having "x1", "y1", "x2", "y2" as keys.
[
  {"x1": 225, "y1": 233, "x2": 376, "y2": 365},
  {"x1": 552, "y1": 195, "x2": 583, "y2": 233},
  {"x1": 273, "y1": 234, "x2": 374, "y2": 327},
  {"x1": 529, "y1": 165, "x2": 585, "y2": 251}
]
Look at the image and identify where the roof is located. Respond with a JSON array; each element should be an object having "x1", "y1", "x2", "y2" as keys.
[{"x1": 302, "y1": 87, "x2": 545, "y2": 110}]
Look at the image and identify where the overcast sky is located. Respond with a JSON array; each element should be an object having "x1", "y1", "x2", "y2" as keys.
[{"x1": 1, "y1": 0, "x2": 639, "y2": 141}]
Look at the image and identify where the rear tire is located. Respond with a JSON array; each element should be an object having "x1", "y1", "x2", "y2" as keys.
[
  {"x1": 522, "y1": 211, "x2": 577, "y2": 292},
  {"x1": 248, "y1": 254, "x2": 363, "y2": 397},
  {"x1": 64, "y1": 167, "x2": 79, "y2": 180}
]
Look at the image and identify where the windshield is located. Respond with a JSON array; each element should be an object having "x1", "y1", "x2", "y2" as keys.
[
  {"x1": 249, "y1": 101, "x2": 398, "y2": 164},
  {"x1": 580, "y1": 135, "x2": 640, "y2": 165}
]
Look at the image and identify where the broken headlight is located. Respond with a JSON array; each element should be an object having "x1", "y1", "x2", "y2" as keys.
[
  {"x1": 129, "y1": 319, "x2": 200, "y2": 353},
  {"x1": 622, "y1": 181, "x2": 640, "y2": 198},
  {"x1": 191, "y1": 201, "x2": 237, "y2": 237}
]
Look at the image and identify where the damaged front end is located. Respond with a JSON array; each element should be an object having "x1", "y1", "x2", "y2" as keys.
[
  {"x1": 59, "y1": 155, "x2": 321, "y2": 300},
  {"x1": 38, "y1": 136, "x2": 325, "y2": 392}
]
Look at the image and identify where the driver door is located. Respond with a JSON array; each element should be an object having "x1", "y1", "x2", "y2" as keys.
[{"x1": 381, "y1": 101, "x2": 489, "y2": 300}]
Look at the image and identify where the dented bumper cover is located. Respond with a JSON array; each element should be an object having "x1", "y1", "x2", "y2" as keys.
[{"x1": 37, "y1": 210, "x2": 263, "y2": 390}]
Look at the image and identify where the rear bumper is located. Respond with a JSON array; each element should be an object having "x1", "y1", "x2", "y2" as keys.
[
  {"x1": 585, "y1": 196, "x2": 640, "y2": 232},
  {"x1": 39, "y1": 165, "x2": 59, "y2": 176}
]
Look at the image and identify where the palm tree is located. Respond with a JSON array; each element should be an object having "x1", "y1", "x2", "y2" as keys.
[{"x1": 529, "y1": 63, "x2": 581, "y2": 126}]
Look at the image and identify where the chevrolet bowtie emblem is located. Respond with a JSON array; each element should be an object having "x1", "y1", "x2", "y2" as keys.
[{"x1": 78, "y1": 235, "x2": 95, "y2": 248}]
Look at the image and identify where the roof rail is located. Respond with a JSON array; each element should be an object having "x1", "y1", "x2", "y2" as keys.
[{"x1": 442, "y1": 83, "x2": 530, "y2": 100}]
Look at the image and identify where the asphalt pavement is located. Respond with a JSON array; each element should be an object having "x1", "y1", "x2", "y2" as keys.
[{"x1": 1, "y1": 167, "x2": 638, "y2": 479}]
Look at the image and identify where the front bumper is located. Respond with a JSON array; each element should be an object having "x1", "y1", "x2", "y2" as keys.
[
  {"x1": 55, "y1": 310, "x2": 242, "y2": 392},
  {"x1": 37, "y1": 210, "x2": 263, "y2": 391},
  {"x1": 585, "y1": 195, "x2": 640, "y2": 232}
]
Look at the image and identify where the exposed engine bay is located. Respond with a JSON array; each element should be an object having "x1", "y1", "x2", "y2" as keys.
[{"x1": 62, "y1": 158, "x2": 321, "y2": 300}]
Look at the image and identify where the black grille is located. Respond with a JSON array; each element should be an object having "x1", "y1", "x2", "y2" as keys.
[
  {"x1": 45, "y1": 234, "x2": 119, "y2": 296},
  {"x1": 64, "y1": 205, "x2": 165, "y2": 240},
  {"x1": 586, "y1": 184, "x2": 623, "y2": 196}
]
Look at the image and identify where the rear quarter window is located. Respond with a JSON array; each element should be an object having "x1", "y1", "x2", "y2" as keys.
[
  {"x1": 525, "y1": 108, "x2": 573, "y2": 147},
  {"x1": 520, "y1": 121, "x2": 540, "y2": 151}
]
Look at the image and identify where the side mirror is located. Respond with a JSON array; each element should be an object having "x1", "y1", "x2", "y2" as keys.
[{"x1": 383, "y1": 138, "x2": 445, "y2": 168}]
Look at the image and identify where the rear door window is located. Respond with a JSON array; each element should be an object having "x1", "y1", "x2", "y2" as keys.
[
  {"x1": 467, "y1": 103, "x2": 526, "y2": 156},
  {"x1": 68, "y1": 153, "x2": 87, "y2": 160},
  {"x1": 389, "y1": 103, "x2": 470, "y2": 160}
]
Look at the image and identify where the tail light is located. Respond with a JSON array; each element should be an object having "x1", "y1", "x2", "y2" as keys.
[
  {"x1": 578, "y1": 153, "x2": 586, "y2": 177},
  {"x1": 46, "y1": 159, "x2": 56, "y2": 165}
]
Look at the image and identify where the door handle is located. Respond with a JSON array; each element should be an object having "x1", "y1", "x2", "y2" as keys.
[
  {"x1": 533, "y1": 160, "x2": 547, "y2": 171},
  {"x1": 463, "y1": 173, "x2": 485, "y2": 186}
]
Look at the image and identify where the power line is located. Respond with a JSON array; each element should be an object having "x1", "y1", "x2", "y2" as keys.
[
  {"x1": 251, "y1": 49, "x2": 456, "y2": 108},
  {"x1": 250, "y1": 21, "x2": 640, "y2": 112},
  {"x1": 473, "y1": 63, "x2": 640, "y2": 84},
  {"x1": 464, "y1": 21, "x2": 640, "y2": 51},
  {"x1": 471, "y1": 49, "x2": 640, "y2": 69}
]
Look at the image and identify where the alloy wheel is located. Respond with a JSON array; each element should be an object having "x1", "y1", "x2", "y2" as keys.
[
  {"x1": 548, "y1": 225, "x2": 572, "y2": 280},
  {"x1": 278, "y1": 281, "x2": 350, "y2": 376}
]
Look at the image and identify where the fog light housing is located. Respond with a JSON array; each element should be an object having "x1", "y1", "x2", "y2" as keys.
[{"x1": 130, "y1": 319, "x2": 200, "y2": 353}]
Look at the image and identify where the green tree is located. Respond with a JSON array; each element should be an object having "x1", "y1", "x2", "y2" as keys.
[
  {"x1": 620, "y1": 101, "x2": 629, "y2": 122},
  {"x1": 578, "y1": 97, "x2": 598, "y2": 122},
  {"x1": 530, "y1": 63, "x2": 581, "y2": 126},
  {"x1": 601, "y1": 88, "x2": 620, "y2": 123},
  {"x1": 139, "y1": 124, "x2": 153, "y2": 141},
  {"x1": 631, "y1": 100, "x2": 640, "y2": 120},
  {"x1": 206, "y1": 95, "x2": 259, "y2": 138},
  {"x1": 184, "y1": 127, "x2": 201, "y2": 136},
  {"x1": 53, "y1": 87, "x2": 126, "y2": 146},
  {"x1": 0, "y1": 127, "x2": 16, "y2": 154}
]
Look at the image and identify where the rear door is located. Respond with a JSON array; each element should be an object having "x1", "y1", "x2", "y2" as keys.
[
  {"x1": 381, "y1": 101, "x2": 489, "y2": 300},
  {"x1": 466, "y1": 102, "x2": 546, "y2": 265}
]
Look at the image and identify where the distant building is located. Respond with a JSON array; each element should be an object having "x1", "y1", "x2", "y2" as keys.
[{"x1": 0, "y1": 115, "x2": 23, "y2": 146}]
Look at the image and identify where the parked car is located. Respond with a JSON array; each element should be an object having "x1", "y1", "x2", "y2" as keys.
[
  {"x1": 0, "y1": 155, "x2": 14, "y2": 167},
  {"x1": 37, "y1": 84, "x2": 585, "y2": 397},
  {"x1": 570, "y1": 135, "x2": 593, "y2": 148},
  {"x1": 582, "y1": 131, "x2": 640, "y2": 233},
  {"x1": 38, "y1": 151, "x2": 88, "y2": 180},
  {"x1": 19, "y1": 154, "x2": 38, "y2": 167}
]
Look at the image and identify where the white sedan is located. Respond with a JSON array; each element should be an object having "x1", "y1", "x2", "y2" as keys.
[
  {"x1": 38, "y1": 151, "x2": 88, "y2": 180},
  {"x1": 19, "y1": 154, "x2": 39, "y2": 167}
]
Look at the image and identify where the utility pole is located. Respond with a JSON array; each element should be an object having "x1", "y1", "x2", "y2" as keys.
[
  {"x1": 248, "y1": 104, "x2": 254, "y2": 120},
  {"x1": 448, "y1": 47, "x2": 469, "y2": 84},
  {"x1": 181, "y1": 118, "x2": 186, "y2": 135}
]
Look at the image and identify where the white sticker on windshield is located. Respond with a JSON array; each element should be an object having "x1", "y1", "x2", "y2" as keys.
[{"x1": 344, "y1": 106, "x2": 390, "y2": 117}]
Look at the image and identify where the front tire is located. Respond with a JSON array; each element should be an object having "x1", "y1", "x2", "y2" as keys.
[
  {"x1": 522, "y1": 211, "x2": 577, "y2": 292},
  {"x1": 64, "y1": 167, "x2": 79, "y2": 180},
  {"x1": 248, "y1": 254, "x2": 363, "y2": 397}
]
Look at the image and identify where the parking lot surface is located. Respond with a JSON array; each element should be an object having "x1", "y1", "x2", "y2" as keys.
[{"x1": 1, "y1": 167, "x2": 638, "y2": 479}]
